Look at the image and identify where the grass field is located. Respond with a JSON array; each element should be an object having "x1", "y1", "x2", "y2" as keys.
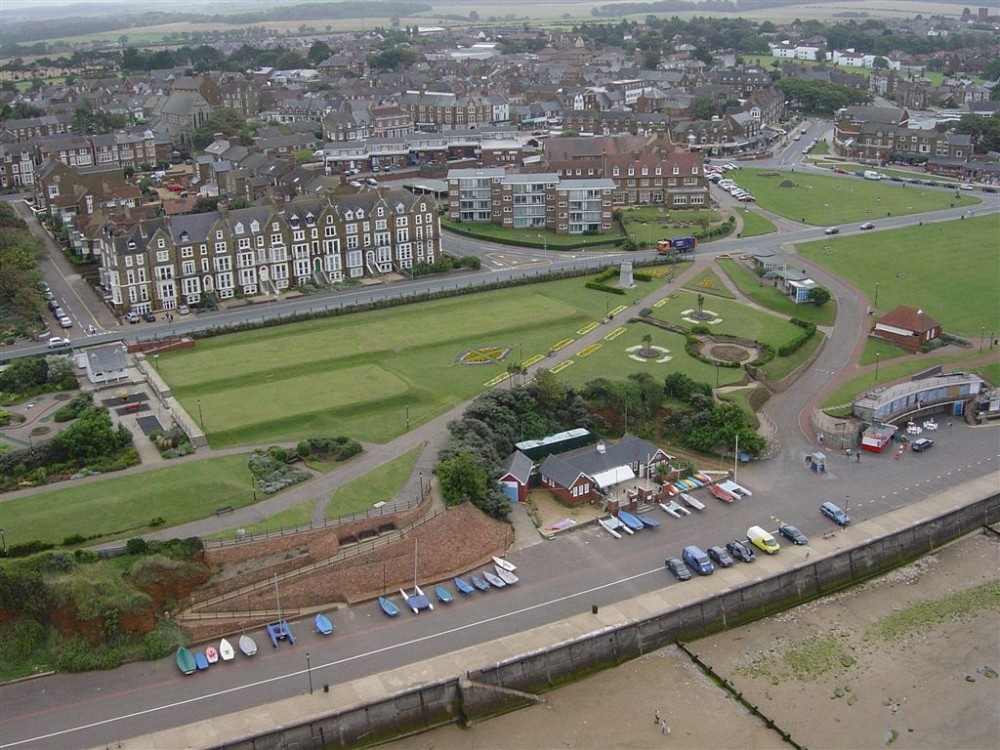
[
  {"x1": 738, "y1": 170, "x2": 979, "y2": 226},
  {"x1": 651, "y1": 291, "x2": 806, "y2": 347},
  {"x1": 738, "y1": 208, "x2": 778, "y2": 238},
  {"x1": 799, "y1": 214, "x2": 1000, "y2": 338},
  {"x1": 682, "y1": 267, "x2": 737, "y2": 299},
  {"x1": 161, "y1": 278, "x2": 657, "y2": 446},
  {"x1": 325, "y1": 445, "x2": 423, "y2": 520},
  {"x1": 204, "y1": 500, "x2": 316, "y2": 542},
  {"x1": 442, "y1": 221, "x2": 622, "y2": 248},
  {"x1": 2, "y1": 455, "x2": 255, "y2": 547}
]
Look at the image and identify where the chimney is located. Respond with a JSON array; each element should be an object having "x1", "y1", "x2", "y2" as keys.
[
  {"x1": 596, "y1": 440, "x2": 606, "y2": 454},
  {"x1": 218, "y1": 199, "x2": 229, "y2": 218}
]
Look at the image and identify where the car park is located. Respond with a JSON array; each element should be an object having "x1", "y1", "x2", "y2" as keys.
[
  {"x1": 47, "y1": 336, "x2": 71, "y2": 349},
  {"x1": 747, "y1": 525, "x2": 780, "y2": 554},
  {"x1": 860, "y1": 222, "x2": 875, "y2": 230},
  {"x1": 820, "y1": 501, "x2": 851, "y2": 527},
  {"x1": 824, "y1": 226, "x2": 840, "y2": 235},
  {"x1": 58, "y1": 316, "x2": 73, "y2": 328},
  {"x1": 681, "y1": 545, "x2": 714, "y2": 576},
  {"x1": 911, "y1": 437, "x2": 934, "y2": 452},
  {"x1": 707, "y1": 545, "x2": 735, "y2": 568},
  {"x1": 664, "y1": 557, "x2": 692, "y2": 581},
  {"x1": 726, "y1": 539, "x2": 755, "y2": 563},
  {"x1": 778, "y1": 524, "x2": 808, "y2": 545}
]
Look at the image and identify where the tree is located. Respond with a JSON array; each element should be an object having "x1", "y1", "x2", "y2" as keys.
[
  {"x1": 692, "y1": 97, "x2": 718, "y2": 121},
  {"x1": 697, "y1": 293, "x2": 705, "y2": 314},
  {"x1": 191, "y1": 107, "x2": 249, "y2": 150},
  {"x1": 307, "y1": 41, "x2": 331, "y2": 67},
  {"x1": 810, "y1": 287, "x2": 831, "y2": 306},
  {"x1": 814, "y1": 49, "x2": 826, "y2": 63},
  {"x1": 435, "y1": 452, "x2": 488, "y2": 506},
  {"x1": 469, "y1": 10, "x2": 479, "y2": 21}
]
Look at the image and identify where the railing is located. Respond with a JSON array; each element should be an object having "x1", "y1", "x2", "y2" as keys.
[
  {"x1": 202, "y1": 494, "x2": 424, "y2": 549},
  {"x1": 174, "y1": 607, "x2": 300, "y2": 622}
]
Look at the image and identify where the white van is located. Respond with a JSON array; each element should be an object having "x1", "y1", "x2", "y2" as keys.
[{"x1": 863, "y1": 170, "x2": 883, "y2": 181}]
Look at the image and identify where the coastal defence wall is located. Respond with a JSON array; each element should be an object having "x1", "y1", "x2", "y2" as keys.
[{"x1": 213, "y1": 489, "x2": 1000, "y2": 750}]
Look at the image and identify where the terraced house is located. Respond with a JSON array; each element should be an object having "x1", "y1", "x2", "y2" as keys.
[{"x1": 98, "y1": 191, "x2": 439, "y2": 316}]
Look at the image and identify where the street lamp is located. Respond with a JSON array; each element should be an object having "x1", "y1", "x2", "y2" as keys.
[
  {"x1": 197, "y1": 398, "x2": 204, "y2": 430},
  {"x1": 980, "y1": 326, "x2": 985, "y2": 352},
  {"x1": 874, "y1": 352, "x2": 880, "y2": 386},
  {"x1": 251, "y1": 471, "x2": 257, "y2": 502},
  {"x1": 405, "y1": 403, "x2": 410, "y2": 430},
  {"x1": 306, "y1": 652, "x2": 313, "y2": 695},
  {"x1": 153, "y1": 354, "x2": 159, "y2": 372},
  {"x1": 0, "y1": 529, "x2": 6, "y2": 553},
  {"x1": 537, "y1": 233, "x2": 547, "y2": 252},
  {"x1": 873, "y1": 282, "x2": 879, "y2": 311}
]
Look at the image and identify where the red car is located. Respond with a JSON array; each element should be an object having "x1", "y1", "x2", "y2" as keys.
[
  {"x1": 166, "y1": 183, "x2": 184, "y2": 192},
  {"x1": 832, "y1": 167, "x2": 848, "y2": 174}
]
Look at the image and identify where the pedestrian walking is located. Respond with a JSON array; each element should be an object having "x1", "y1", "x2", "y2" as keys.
[
  {"x1": 660, "y1": 719, "x2": 670, "y2": 734},
  {"x1": 805, "y1": 546, "x2": 811, "y2": 559},
  {"x1": 948, "y1": 421, "x2": 953, "y2": 431},
  {"x1": 818, "y1": 432, "x2": 824, "y2": 445},
  {"x1": 655, "y1": 709, "x2": 660, "y2": 726},
  {"x1": 855, "y1": 452, "x2": 861, "y2": 463}
]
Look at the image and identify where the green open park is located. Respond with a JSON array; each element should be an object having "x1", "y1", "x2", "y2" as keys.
[
  {"x1": 799, "y1": 214, "x2": 1000, "y2": 338},
  {"x1": 737, "y1": 170, "x2": 979, "y2": 225}
]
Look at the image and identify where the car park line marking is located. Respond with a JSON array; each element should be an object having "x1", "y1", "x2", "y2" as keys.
[{"x1": 1, "y1": 567, "x2": 661, "y2": 749}]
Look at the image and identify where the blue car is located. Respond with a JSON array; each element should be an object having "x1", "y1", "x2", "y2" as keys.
[{"x1": 820, "y1": 501, "x2": 851, "y2": 527}]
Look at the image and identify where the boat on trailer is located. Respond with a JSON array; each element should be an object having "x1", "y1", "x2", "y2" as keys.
[
  {"x1": 617, "y1": 510, "x2": 645, "y2": 531},
  {"x1": 454, "y1": 576, "x2": 475, "y2": 594}
]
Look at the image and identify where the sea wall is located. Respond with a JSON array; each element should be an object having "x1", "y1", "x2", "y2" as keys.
[{"x1": 212, "y1": 491, "x2": 1000, "y2": 750}]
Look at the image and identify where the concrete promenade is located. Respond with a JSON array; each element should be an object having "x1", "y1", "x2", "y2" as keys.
[{"x1": 115, "y1": 471, "x2": 1000, "y2": 750}]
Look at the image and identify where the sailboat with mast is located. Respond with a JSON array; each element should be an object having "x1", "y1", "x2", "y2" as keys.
[
  {"x1": 400, "y1": 539, "x2": 433, "y2": 614},
  {"x1": 265, "y1": 574, "x2": 295, "y2": 647},
  {"x1": 378, "y1": 562, "x2": 400, "y2": 617}
]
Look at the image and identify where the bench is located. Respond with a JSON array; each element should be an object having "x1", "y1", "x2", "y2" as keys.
[
  {"x1": 215, "y1": 506, "x2": 234, "y2": 516},
  {"x1": 123, "y1": 402, "x2": 142, "y2": 413}
]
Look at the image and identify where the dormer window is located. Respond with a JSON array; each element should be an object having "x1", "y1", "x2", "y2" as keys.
[
  {"x1": 250, "y1": 220, "x2": 260, "y2": 232},
  {"x1": 672, "y1": 165, "x2": 679, "y2": 175},
  {"x1": 179, "y1": 231, "x2": 189, "y2": 243},
  {"x1": 234, "y1": 222, "x2": 244, "y2": 234},
  {"x1": 396, "y1": 203, "x2": 405, "y2": 213},
  {"x1": 356, "y1": 209, "x2": 365, "y2": 219},
  {"x1": 305, "y1": 212, "x2": 315, "y2": 225},
  {"x1": 345, "y1": 210, "x2": 354, "y2": 221},
  {"x1": 612, "y1": 166, "x2": 620, "y2": 176},
  {"x1": 641, "y1": 166, "x2": 648, "y2": 176},
  {"x1": 628, "y1": 166, "x2": 635, "y2": 176},
  {"x1": 691, "y1": 164, "x2": 699, "y2": 174},
  {"x1": 655, "y1": 166, "x2": 662, "y2": 175},
  {"x1": 216, "y1": 230, "x2": 223, "y2": 239}
]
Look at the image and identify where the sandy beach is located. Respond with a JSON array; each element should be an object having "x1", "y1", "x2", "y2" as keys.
[{"x1": 387, "y1": 531, "x2": 1000, "y2": 749}]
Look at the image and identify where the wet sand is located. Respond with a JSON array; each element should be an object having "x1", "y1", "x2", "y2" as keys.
[{"x1": 387, "y1": 531, "x2": 1000, "y2": 749}]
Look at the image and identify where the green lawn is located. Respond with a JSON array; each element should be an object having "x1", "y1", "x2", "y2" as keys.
[
  {"x1": 860, "y1": 338, "x2": 909, "y2": 366},
  {"x1": 161, "y1": 278, "x2": 659, "y2": 446},
  {"x1": 681, "y1": 267, "x2": 737, "y2": 299},
  {"x1": 442, "y1": 221, "x2": 621, "y2": 248},
  {"x1": 799, "y1": 215, "x2": 1000, "y2": 338},
  {"x1": 1, "y1": 455, "x2": 257, "y2": 547},
  {"x1": 737, "y1": 170, "x2": 979, "y2": 225},
  {"x1": 737, "y1": 208, "x2": 778, "y2": 238},
  {"x1": 204, "y1": 500, "x2": 316, "y2": 541},
  {"x1": 326, "y1": 445, "x2": 423, "y2": 520},
  {"x1": 651, "y1": 291, "x2": 805, "y2": 346},
  {"x1": 716, "y1": 258, "x2": 837, "y2": 326},
  {"x1": 619, "y1": 207, "x2": 723, "y2": 249}
]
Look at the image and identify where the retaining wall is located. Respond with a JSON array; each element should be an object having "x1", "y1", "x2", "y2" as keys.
[{"x1": 212, "y1": 490, "x2": 999, "y2": 750}]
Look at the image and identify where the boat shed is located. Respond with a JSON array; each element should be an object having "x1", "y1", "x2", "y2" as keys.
[
  {"x1": 516, "y1": 428, "x2": 593, "y2": 461},
  {"x1": 498, "y1": 449, "x2": 533, "y2": 503}
]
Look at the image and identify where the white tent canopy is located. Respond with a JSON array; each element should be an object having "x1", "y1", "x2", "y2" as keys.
[{"x1": 592, "y1": 465, "x2": 636, "y2": 489}]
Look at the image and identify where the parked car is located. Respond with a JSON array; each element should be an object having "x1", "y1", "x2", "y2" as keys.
[
  {"x1": 143, "y1": 311, "x2": 156, "y2": 322},
  {"x1": 726, "y1": 539, "x2": 756, "y2": 563},
  {"x1": 982, "y1": 186, "x2": 998, "y2": 193},
  {"x1": 707, "y1": 545, "x2": 735, "y2": 568},
  {"x1": 820, "y1": 501, "x2": 851, "y2": 527},
  {"x1": 664, "y1": 557, "x2": 692, "y2": 581},
  {"x1": 48, "y1": 299, "x2": 60, "y2": 311},
  {"x1": 126, "y1": 312, "x2": 140, "y2": 324},
  {"x1": 47, "y1": 336, "x2": 71, "y2": 349},
  {"x1": 959, "y1": 184, "x2": 974, "y2": 191},
  {"x1": 747, "y1": 525, "x2": 780, "y2": 555},
  {"x1": 58, "y1": 316, "x2": 73, "y2": 329},
  {"x1": 911, "y1": 438, "x2": 934, "y2": 452},
  {"x1": 824, "y1": 226, "x2": 840, "y2": 235},
  {"x1": 860, "y1": 222, "x2": 875, "y2": 230},
  {"x1": 177, "y1": 304, "x2": 190, "y2": 315},
  {"x1": 779, "y1": 524, "x2": 808, "y2": 545},
  {"x1": 682, "y1": 545, "x2": 714, "y2": 576},
  {"x1": 832, "y1": 167, "x2": 848, "y2": 174}
]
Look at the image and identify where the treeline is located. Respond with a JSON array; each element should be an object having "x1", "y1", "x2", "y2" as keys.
[{"x1": 777, "y1": 77, "x2": 872, "y2": 113}]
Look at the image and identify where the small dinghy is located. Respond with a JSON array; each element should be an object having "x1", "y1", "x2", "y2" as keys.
[
  {"x1": 435, "y1": 585, "x2": 454, "y2": 603},
  {"x1": 495, "y1": 565, "x2": 518, "y2": 585},
  {"x1": 239, "y1": 634, "x2": 257, "y2": 657},
  {"x1": 205, "y1": 646, "x2": 219, "y2": 664},
  {"x1": 492, "y1": 556, "x2": 517, "y2": 572},
  {"x1": 454, "y1": 577, "x2": 475, "y2": 594},
  {"x1": 315, "y1": 613, "x2": 334, "y2": 635},
  {"x1": 194, "y1": 651, "x2": 210, "y2": 670},
  {"x1": 471, "y1": 574, "x2": 490, "y2": 591},
  {"x1": 176, "y1": 647, "x2": 196, "y2": 675},
  {"x1": 219, "y1": 638, "x2": 235, "y2": 661},
  {"x1": 482, "y1": 570, "x2": 506, "y2": 588}
]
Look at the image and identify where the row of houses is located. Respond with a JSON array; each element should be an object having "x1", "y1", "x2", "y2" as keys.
[{"x1": 93, "y1": 190, "x2": 439, "y2": 315}]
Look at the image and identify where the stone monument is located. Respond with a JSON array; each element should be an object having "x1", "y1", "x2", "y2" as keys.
[{"x1": 618, "y1": 260, "x2": 635, "y2": 289}]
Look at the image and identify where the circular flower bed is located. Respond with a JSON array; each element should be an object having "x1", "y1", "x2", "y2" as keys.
[
  {"x1": 626, "y1": 344, "x2": 672, "y2": 363},
  {"x1": 456, "y1": 346, "x2": 512, "y2": 365}
]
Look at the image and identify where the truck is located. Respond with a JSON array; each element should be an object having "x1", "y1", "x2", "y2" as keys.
[{"x1": 656, "y1": 236, "x2": 698, "y2": 255}]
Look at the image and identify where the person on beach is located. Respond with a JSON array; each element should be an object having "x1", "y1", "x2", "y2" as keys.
[
  {"x1": 660, "y1": 719, "x2": 670, "y2": 734},
  {"x1": 655, "y1": 709, "x2": 660, "y2": 726}
]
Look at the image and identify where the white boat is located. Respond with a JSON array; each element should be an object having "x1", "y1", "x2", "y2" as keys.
[
  {"x1": 680, "y1": 492, "x2": 705, "y2": 511},
  {"x1": 659, "y1": 501, "x2": 681, "y2": 518},
  {"x1": 495, "y1": 565, "x2": 518, "y2": 585},
  {"x1": 482, "y1": 570, "x2": 507, "y2": 588},
  {"x1": 606, "y1": 515, "x2": 634, "y2": 535},
  {"x1": 599, "y1": 518, "x2": 622, "y2": 539},
  {"x1": 219, "y1": 638, "x2": 235, "y2": 661},
  {"x1": 239, "y1": 634, "x2": 257, "y2": 657},
  {"x1": 492, "y1": 556, "x2": 517, "y2": 572}
]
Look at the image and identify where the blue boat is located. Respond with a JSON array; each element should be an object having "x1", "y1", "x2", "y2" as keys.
[
  {"x1": 379, "y1": 595, "x2": 400, "y2": 617},
  {"x1": 194, "y1": 651, "x2": 210, "y2": 670},
  {"x1": 638, "y1": 514, "x2": 661, "y2": 528},
  {"x1": 435, "y1": 585, "x2": 454, "y2": 603},
  {"x1": 315, "y1": 613, "x2": 334, "y2": 635},
  {"x1": 471, "y1": 574, "x2": 490, "y2": 591},
  {"x1": 617, "y1": 510, "x2": 645, "y2": 531},
  {"x1": 454, "y1": 577, "x2": 475, "y2": 594},
  {"x1": 266, "y1": 620, "x2": 295, "y2": 647}
]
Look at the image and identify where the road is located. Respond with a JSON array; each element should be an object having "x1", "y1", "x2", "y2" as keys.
[{"x1": 1, "y1": 146, "x2": 999, "y2": 748}]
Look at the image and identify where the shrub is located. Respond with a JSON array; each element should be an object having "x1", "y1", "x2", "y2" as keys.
[
  {"x1": 62, "y1": 534, "x2": 87, "y2": 547},
  {"x1": 777, "y1": 318, "x2": 817, "y2": 357}
]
